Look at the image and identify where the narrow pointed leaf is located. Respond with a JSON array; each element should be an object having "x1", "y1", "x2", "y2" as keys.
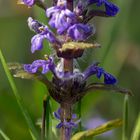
[
  {"x1": 71, "y1": 119, "x2": 122, "y2": 140},
  {"x1": 0, "y1": 50, "x2": 39, "y2": 140},
  {"x1": 61, "y1": 42, "x2": 101, "y2": 51},
  {"x1": 8, "y1": 62, "x2": 42, "y2": 80},
  {"x1": 131, "y1": 113, "x2": 140, "y2": 140},
  {"x1": 84, "y1": 83, "x2": 132, "y2": 96},
  {"x1": 0, "y1": 129, "x2": 10, "y2": 140},
  {"x1": 8, "y1": 62, "x2": 53, "y2": 88},
  {"x1": 122, "y1": 95, "x2": 129, "y2": 140},
  {"x1": 45, "y1": 96, "x2": 51, "y2": 139}
]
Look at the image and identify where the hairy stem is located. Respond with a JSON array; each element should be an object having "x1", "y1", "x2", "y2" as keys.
[
  {"x1": 67, "y1": 0, "x2": 73, "y2": 11},
  {"x1": 60, "y1": 103, "x2": 72, "y2": 140},
  {"x1": 62, "y1": 0, "x2": 74, "y2": 134},
  {"x1": 63, "y1": 58, "x2": 73, "y2": 72}
]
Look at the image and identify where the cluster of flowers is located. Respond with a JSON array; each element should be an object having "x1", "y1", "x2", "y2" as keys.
[{"x1": 21, "y1": 0, "x2": 119, "y2": 130}]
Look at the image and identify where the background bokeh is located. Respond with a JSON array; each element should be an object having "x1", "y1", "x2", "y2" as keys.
[{"x1": 0, "y1": 0, "x2": 140, "y2": 140}]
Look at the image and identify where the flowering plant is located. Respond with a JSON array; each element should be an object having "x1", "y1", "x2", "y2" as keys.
[{"x1": 8, "y1": 0, "x2": 132, "y2": 140}]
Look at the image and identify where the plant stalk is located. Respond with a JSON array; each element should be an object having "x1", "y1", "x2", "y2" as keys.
[
  {"x1": 67, "y1": 0, "x2": 73, "y2": 11},
  {"x1": 63, "y1": 58, "x2": 73, "y2": 72},
  {"x1": 60, "y1": 103, "x2": 72, "y2": 140},
  {"x1": 122, "y1": 95, "x2": 129, "y2": 140},
  {"x1": 62, "y1": 0, "x2": 74, "y2": 134}
]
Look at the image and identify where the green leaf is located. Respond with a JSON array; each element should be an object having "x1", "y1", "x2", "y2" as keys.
[
  {"x1": 61, "y1": 42, "x2": 101, "y2": 51},
  {"x1": 0, "y1": 129, "x2": 10, "y2": 140},
  {"x1": 77, "y1": 100, "x2": 82, "y2": 131},
  {"x1": 8, "y1": 62, "x2": 53, "y2": 88},
  {"x1": 131, "y1": 113, "x2": 140, "y2": 140},
  {"x1": 8, "y1": 63, "x2": 37, "y2": 80},
  {"x1": 83, "y1": 83, "x2": 133, "y2": 96},
  {"x1": 29, "y1": 130, "x2": 37, "y2": 140},
  {"x1": 45, "y1": 96, "x2": 51, "y2": 139},
  {"x1": 0, "y1": 49, "x2": 39, "y2": 140},
  {"x1": 71, "y1": 119, "x2": 122, "y2": 140},
  {"x1": 122, "y1": 95, "x2": 129, "y2": 140}
]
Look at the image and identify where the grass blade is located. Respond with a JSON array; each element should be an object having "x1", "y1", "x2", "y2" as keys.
[
  {"x1": 29, "y1": 130, "x2": 37, "y2": 140},
  {"x1": 72, "y1": 119, "x2": 122, "y2": 140},
  {"x1": 131, "y1": 113, "x2": 140, "y2": 140},
  {"x1": 0, "y1": 129, "x2": 10, "y2": 140},
  {"x1": 77, "y1": 100, "x2": 82, "y2": 131},
  {"x1": 0, "y1": 49, "x2": 39, "y2": 140},
  {"x1": 46, "y1": 96, "x2": 51, "y2": 139},
  {"x1": 122, "y1": 95, "x2": 129, "y2": 140}
]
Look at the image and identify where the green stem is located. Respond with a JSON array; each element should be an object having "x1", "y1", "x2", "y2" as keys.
[
  {"x1": 78, "y1": 100, "x2": 82, "y2": 131},
  {"x1": 46, "y1": 96, "x2": 51, "y2": 139},
  {"x1": 122, "y1": 95, "x2": 129, "y2": 140},
  {"x1": 41, "y1": 96, "x2": 47, "y2": 140}
]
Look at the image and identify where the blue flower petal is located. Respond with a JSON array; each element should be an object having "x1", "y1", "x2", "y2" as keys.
[
  {"x1": 24, "y1": 57, "x2": 55, "y2": 74},
  {"x1": 67, "y1": 24, "x2": 93, "y2": 41},
  {"x1": 104, "y1": 72, "x2": 117, "y2": 84},
  {"x1": 22, "y1": 0, "x2": 35, "y2": 7},
  {"x1": 87, "y1": 0, "x2": 119, "y2": 16}
]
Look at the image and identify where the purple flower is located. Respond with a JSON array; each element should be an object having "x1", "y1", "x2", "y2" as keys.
[
  {"x1": 103, "y1": 72, "x2": 117, "y2": 84},
  {"x1": 87, "y1": 0, "x2": 119, "y2": 16},
  {"x1": 74, "y1": 0, "x2": 85, "y2": 16},
  {"x1": 46, "y1": 1, "x2": 76, "y2": 34},
  {"x1": 83, "y1": 63, "x2": 117, "y2": 85},
  {"x1": 27, "y1": 17, "x2": 43, "y2": 33},
  {"x1": 24, "y1": 57, "x2": 55, "y2": 74},
  {"x1": 31, "y1": 26, "x2": 60, "y2": 53},
  {"x1": 67, "y1": 23, "x2": 93, "y2": 41},
  {"x1": 22, "y1": 0, "x2": 35, "y2": 7},
  {"x1": 54, "y1": 108, "x2": 80, "y2": 129}
]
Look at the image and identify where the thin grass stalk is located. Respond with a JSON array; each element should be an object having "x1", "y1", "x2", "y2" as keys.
[
  {"x1": 0, "y1": 129, "x2": 10, "y2": 140},
  {"x1": 78, "y1": 100, "x2": 82, "y2": 131},
  {"x1": 131, "y1": 113, "x2": 140, "y2": 140},
  {"x1": 41, "y1": 95, "x2": 51, "y2": 140},
  {"x1": 46, "y1": 96, "x2": 51, "y2": 139},
  {"x1": 41, "y1": 96, "x2": 47, "y2": 140},
  {"x1": 0, "y1": 49, "x2": 39, "y2": 140},
  {"x1": 122, "y1": 95, "x2": 129, "y2": 140}
]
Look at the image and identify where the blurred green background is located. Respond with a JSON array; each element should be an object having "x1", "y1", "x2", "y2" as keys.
[{"x1": 0, "y1": 0, "x2": 140, "y2": 140}]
